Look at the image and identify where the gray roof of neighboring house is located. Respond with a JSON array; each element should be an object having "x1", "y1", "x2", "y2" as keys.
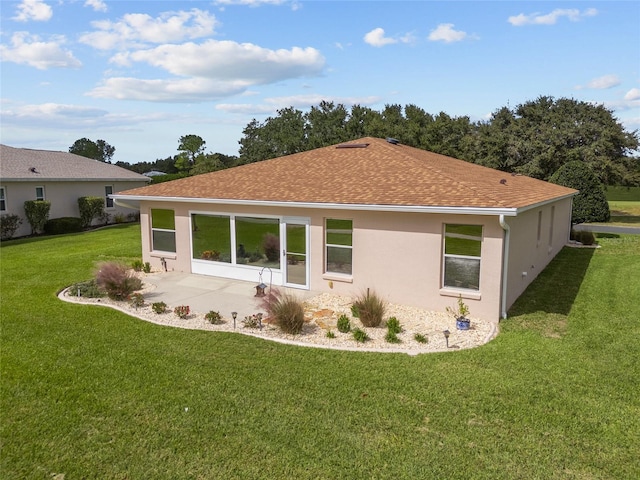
[{"x1": 0, "y1": 144, "x2": 151, "y2": 182}]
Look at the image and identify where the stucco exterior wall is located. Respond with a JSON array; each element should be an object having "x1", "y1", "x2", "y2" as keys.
[
  {"x1": 139, "y1": 201, "x2": 508, "y2": 322},
  {"x1": 503, "y1": 197, "x2": 573, "y2": 312},
  {"x1": 1, "y1": 180, "x2": 147, "y2": 237}
]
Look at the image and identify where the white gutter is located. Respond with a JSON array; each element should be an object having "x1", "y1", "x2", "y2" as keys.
[
  {"x1": 113, "y1": 198, "x2": 141, "y2": 210},
  {"x1": 499, "y1": 214, "x2": 511, "y2": 320},
  {"x1": 110, "y1": 194, "x2": 519, "y2": 217}
]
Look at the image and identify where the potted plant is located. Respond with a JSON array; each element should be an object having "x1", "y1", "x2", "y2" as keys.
[{"x1": 447, "y1": 295, "x2": 471, "y2": 330}]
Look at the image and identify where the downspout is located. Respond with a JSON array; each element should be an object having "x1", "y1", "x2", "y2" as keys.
[{"x1": 499, "y1": 215, "x2": 510, "y2": 320}]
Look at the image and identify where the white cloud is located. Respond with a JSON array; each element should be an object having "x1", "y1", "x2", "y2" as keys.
[
  {"x1": 0, "y1": 32, "x2": 81, "y2": 69},
  {"x1": 79, "y1": 9, "x2": 219, "y2": 50},
  {"x1": 364, "y1": 28, "x2": 396, "y2": 47},
  {"x1": 624, "y1": 88, "x2": 640, "y2": 101},
  {"x1": 12, "y1": 0, "x2": 53, "y2": 22},
  {"x1": 576, "y1": 74, "x2": 621, "y2": 90},
  {"x1": 216, "y1": 94, "x2": 381, "y2": 114},
  {"x1": 110, "y1": 40, "x2": 324, "y2": 83},
  {"x1": 84, "y1": 0, "x2": 107, "y2": 12},
  {"x1": 428, "y1": 24, "x2": 467, "y2": 43},
  {"x1": 508, "y1": 8, "x2": 598, "y2": 26}
]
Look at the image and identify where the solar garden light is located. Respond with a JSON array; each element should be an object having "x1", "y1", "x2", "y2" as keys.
[
  {"x1": 443, "y1": 329, "x2": 450, "y2": 348},
  {"x1": 232, "y1": 311, "x2": 237, "y2": 329}
]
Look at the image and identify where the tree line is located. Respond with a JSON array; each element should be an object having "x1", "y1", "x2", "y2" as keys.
[{"x1": 69, "y1": 95, "x2": 639, "y2": 186}]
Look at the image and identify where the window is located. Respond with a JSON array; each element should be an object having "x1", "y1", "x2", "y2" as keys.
[
  {"x1": 537, "y1": 211, "x2": 542, "y2": 246},
  {"x1": 548, "y1": 206, "x2": 555, "y2": 249},
  {"x1": 35, "y1": 186, "x2": 45, "y2": 201},
  {"x1": 235, "y1": 216, "x2": 280, "y2": 267},
  {"x1": 0, "y1": 187, "x2": 6, "y2": 211},
  {"x1": 105, "y1": 185, "x2": 114, "y2": 208},
  {"x1": 443, "y1": 224, "x2": 482, "y2": 291},
  {"x1": 151, "y1": 208, "x2": 176, "y2": 253},
  {"x1": 191, "y1": 214, "x2": 231, "y2": 263},
  {"x1": 325, "y1": 219, "x2": 352, "y2": 275}
]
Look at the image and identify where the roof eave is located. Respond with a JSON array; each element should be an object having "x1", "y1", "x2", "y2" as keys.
[
  {"x1": 2, "y1": 177, "x2": 150, "y2": 182},
  {"x1": 112, "y1": 194, "x2": 520, "y2": 216},
  {"x1": 515, "y1": 191, "x2": 578, "y2": 214}
]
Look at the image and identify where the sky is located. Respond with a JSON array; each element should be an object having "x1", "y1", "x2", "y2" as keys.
[{"x1": 1, "y1": 0, "x2": 639, "y2": 164}]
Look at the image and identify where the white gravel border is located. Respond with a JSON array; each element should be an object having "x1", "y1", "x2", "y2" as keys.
[{"x1": 59, "y1": 283, "x2": 498, "y2": 356}]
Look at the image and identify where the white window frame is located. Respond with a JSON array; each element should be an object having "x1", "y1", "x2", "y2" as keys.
[
  {"x1": 325, "y1": 218, "x2": 353, "y2": 276},
  {"x1": 35, "y1": 186, "x2": 45, "y2": 201},
  {"x1": 442, "y1": 224, "x2": 482, "y2": 291},
  {"x1": 105, "y1": 185, "x2": 114, "y2": 209},
  {"x1": 150, "y1": 208, "x2": 176, "y2": 253},
  {"x1": 0, "y1": 187, "x2": 6, "y2": 211}
]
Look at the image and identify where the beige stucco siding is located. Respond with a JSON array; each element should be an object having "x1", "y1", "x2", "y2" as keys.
[
  {"x1": 140, "y1": 201, "x2": 509, "y2": 322},
  {"x1": 1, "y1": 180, "x2": 147, "y2": 237},
  {"x1": 503, "y1": 197, "x2": 573, "y2": 311}
]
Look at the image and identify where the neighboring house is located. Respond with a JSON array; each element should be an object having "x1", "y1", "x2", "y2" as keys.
[
  {"x1": 113, "y1": 137, "x2": 577, "y2": 322},
  {"x1": 0, "y1": 144, "x2": 150, "y2": 238}
]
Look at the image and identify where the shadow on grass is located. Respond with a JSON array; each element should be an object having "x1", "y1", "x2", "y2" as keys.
[{"x1": 507, "y1": 246, "x2": 595, "y2": 321}]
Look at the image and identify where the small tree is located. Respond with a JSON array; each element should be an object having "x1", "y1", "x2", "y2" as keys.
[
  {"x1": 78, "y1": 196, "x2": 105, "y2": 228},
  {"x1": 23, "y1": 200, "x2": 51, "y2": 235},
  {"x1": 550, "y1": 161, "x2": 610, "y2": 224},
  {"x1": 0, "y1": 214, "x2": 22, "y2": 240}
]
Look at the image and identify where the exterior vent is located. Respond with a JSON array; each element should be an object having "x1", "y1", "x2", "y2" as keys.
[
  {"x1": 336, "y1": 143, "x2": 370, "y2": 149},
  {"x1": 386, "y1": 137, "x2": 400, "y2": 145}
]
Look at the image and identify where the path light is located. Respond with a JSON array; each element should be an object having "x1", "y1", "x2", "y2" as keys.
[
  {"x1": 443, "y1": 329, "x2": 450, "y2": 348},
  {"x1": 232, "y1": 311, "x2": 237, "y2": 329}
]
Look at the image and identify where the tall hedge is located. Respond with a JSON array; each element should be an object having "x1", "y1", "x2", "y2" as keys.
[
  {"x1": 550, "y1": 161, "x2": 610, "y2": 224},
  {"x1": 78, "y1": 196, "x2": 105, "y2": 228},
  {"x1": 23, "y1": 200, "x2": 51, "y2": 235}
]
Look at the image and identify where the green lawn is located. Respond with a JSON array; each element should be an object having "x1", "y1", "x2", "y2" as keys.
[
  {"x1": 1, "y1": 225, "x2": 639, "y2": 479},
  {"x1": 604, "y1": 186, "x2": 640, "y2": 225}
]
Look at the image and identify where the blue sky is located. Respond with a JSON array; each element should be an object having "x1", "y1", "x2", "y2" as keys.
[{"x1": 1, "y1": 0, "x2": 638, "y2": 164}]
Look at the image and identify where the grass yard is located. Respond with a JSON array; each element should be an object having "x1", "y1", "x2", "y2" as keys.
[
  {"x1": 1, "y1": 225, "x2": 639, "y2": 479},
  {"x1": 606, "y1": 186, "x2": 640, "y2": 225}
]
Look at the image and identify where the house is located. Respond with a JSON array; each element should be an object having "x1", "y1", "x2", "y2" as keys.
[
  {"x1": 0, "y1": 144, "x2": 150, "y2": 238},
  {"x1": 112, "y1": 137, "x2": 577, "y2": 322}
]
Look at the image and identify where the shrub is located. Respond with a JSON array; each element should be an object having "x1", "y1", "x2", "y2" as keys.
[
  {"x1": 350, "y1": 304, "x2": 359, "y2": 318},
  {"x1": 72, "y1": 279, "x2": 104, "y2": 298},
  {"x1": 242, "y1": 314, "x2": 263, "y2": 329},
  {"x1": 572, "y1": 229, "x2": 596, "y2": 245},
  {"x1": 174, "y1": 305, "x2": 190, "y2": 319},
  {"x1": 385, "y1": 331, "x2": 401, "y2": 344},
  {"x1": 352, "y1": 290, "x2": 386, "y2": 327},
  {"x1": 205, "y1": 310, "x2": 224, "y2": 324},
  {"x1": 386, "y1": 317, "x2": 402, "y2": 334},
  {"x1": 78, "y1": 196, "x2": 105, "y2": 228},
  {"x1": 24, "y1": 200, "x2": 51, "y2": 234},
  {"x1": 129, "y1": 293, "x2": 145, "y2": 308},
  {"x1": 132, "y1": 259, "x2": 144, "y2": 272},
  {"x1": 44, "y1": 217, "x2": 83, "y2": 235},
  {"x1": 143, "y1": 262, "x2": 152, "y2": 274},
  {"x1": 352, "y1": 327, "x2": 369, "y2": 343},
  {"x1": 550, "y1": 161, "x2": 610, "y2": 224},
  {"x1": 114, "y1": 213, "x2": 126, "y2": 224},
  {"x1": 127, "y1": 212, "x2": 140, "y2": 222},
  {"x1": 414, "y1": 333, "x2": 428, "y2": 344},
  {"x1": 0, "y1": 214, "x2": 22, "y2": 240},
  {"x1": 326, "y1": 330, "x2": 336, "y2": 339},
  {"x1": 337, "y1": 314, "x2": 351, "y2": 333},
  {"x1": 95, "y1": 262, "x2": 143, "y2": 300},
  {"x1": 201, "y1": 250, "x2": 221, "y2": 261},
  {"x1": 258, "y1": 288, "x2": 304, "y2": 334},
  {"x1": 262, "y1": 233, "x2": 280, "y2": 262},
  {"x1": 152, "y1": 301, "x2": 167, "y2": 314}
]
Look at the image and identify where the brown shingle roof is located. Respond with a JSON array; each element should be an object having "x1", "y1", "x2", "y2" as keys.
[
  {"x1": 115, "y1": 137, "x2": 576, "y2": 210},
  {"x1": 0, "y1": 144, "x2": 150, "y2": 182}
]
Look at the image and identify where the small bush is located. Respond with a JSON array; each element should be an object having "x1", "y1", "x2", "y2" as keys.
[
  {"x1": 95, "y1": 262, "x2": 143, "y2": 300},
  {"x1": 205, "y1": 310, "x2": 224, "y2": 324},
  {"x1": 174, "y1": 305, "x2": 190, "y2": 319},
  {"x1": 385, "y1": 331, "x2": 401, "y2": 344},
  {"x1": 337, "y1": 314, "x2": 351, "y2": 333},
  {"x1": 243, "y1": 313, "x2": 263, "y2": 329},
  {"x1": 129, "y1": 293, "x2": 145, "y2": 308},
  {"x1": 263, "y1": 289, "x2": 305, "y2": 334},
  {"x1": 114, "y1": 213, "x2": 126, "y2": 224},
  {"x1": 386, "y1": 317, "x2": 402, "y2": 334},
  {"x1": 143, "y1": 262, "x2": 152, "y2": 274},
  {"x1": 352, "y1": 290, "x2": 386, "y2": 327},
  {"x1": 132, "y1": 259, "x2": 144, "y2": 271},
  {"x1": 262, "y1": 233, "x2": 280, "y2": 262},
  {"x1": 1, "y1": 214, "x2": 22, "y2": 240},
  {"x1": 350, "y1": 304, "x2": 359, "y2": 318},
  {"x1": 326, "y1": 330, "x2": 336, "y2": 339},
  {"x1": 72, "y1": 279, "x2": 104, "y2": 298},
  {"x1": 414, "y1": 333, "x2": 428, "y2": 344},
  {"x1": 152, "y1": 301, "x2": 167, "y2": 314},
  {"x1": 78, "y1": 196, "x2": 104, "y2": 228},
  {"x1": 573, "y1": 229, "x2": 595, "y2": 245},
  {"x1": 201, "y1": 250, "x2": 221, "y2": 261},
  {"x1": 352, "y1": 328, "x2": 369, "y2": 343},
  {"x1": 44, "y1": 217, "x2": 83, "y2": 235},
  {"x1": 24, "y1": 200, "x2": 51, "y2": 234}
]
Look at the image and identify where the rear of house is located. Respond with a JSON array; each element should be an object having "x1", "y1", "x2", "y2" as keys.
[
  {"x1": 0, "y1": 145, "x2": 150, "y2": 238},
  {"x1": 113, "y1": 137, "x2": 576, "y2": 322}
]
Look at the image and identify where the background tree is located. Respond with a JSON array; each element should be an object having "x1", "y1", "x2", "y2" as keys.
[
  {"x1": 69, "y1": 138, "x2": 115, "y2": 163},
  {"x1": 175, "y1": 135, "x2": 206, "y2": 172},
  {"x1": 550, "y1": 161, "x2": 610, "y2": 224}
]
